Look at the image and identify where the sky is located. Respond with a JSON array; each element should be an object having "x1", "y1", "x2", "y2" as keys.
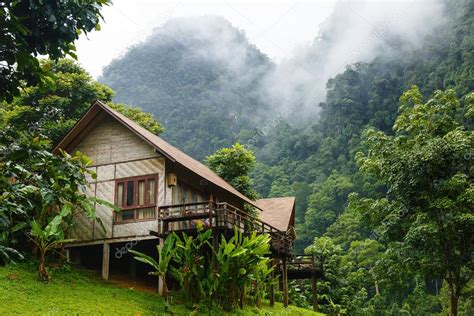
[{"x1": 76, "y1": 0, "x2": 339, "y2": 78}]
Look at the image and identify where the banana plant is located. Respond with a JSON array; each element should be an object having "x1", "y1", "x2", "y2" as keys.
[
  {"x1": 130, "y1": 233, "x2": 177, "y2": 300},
  {"x1": 30, "y1": 205, "x2": 74, "y2": 282},
  {"x1": 172, "y1": 224, "x2": 212, "y2": 306},
  {"x1": 248, "y1": 258, "x2": 276, "y2": 307},
  {"x1": 1, "y1": 138, "x2": 116, "y2": 275},
  {"x1": 213, "y1": 228, "x2": 272, "y2": 310},
  {"x1": 0, "y1": 245, "x2": 23, "y2": 265}
]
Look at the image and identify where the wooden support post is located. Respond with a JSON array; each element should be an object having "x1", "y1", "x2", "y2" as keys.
[
  {"x1": 278, "y1": 260, "x2": 283, "y2": 292},
  {"x1": 312, "y1": 272, "x2": 318, "y2": 312},
  {"x1": 158, "y1": 238, "x2": 164, "y2": 295},
  {"x1": 208, "y1": 198, "x2": 213, "y2": 227},
  {"x1": 102, "y1": 242, "x2": 110, "y2": 281},
  {"x1": 224, "y1": 203, "x2": 228, "y2": 228},
  {"x1": 212, "y1": 230, "x2": 219, "y2": 250},
  {"x1": 269, "y1": 259, "x2": 276, "y2": 307},
  {"x1": 65, "y1": 249, "x2": 70, "y2": 263},
  {"x1": 282, "y1": 257, "x2": 288, "y2": 308}
]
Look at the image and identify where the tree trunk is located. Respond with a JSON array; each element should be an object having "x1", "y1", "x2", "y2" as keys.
[
  {"x1": 448, "y1": 282, "x2": 458, "y2": 316},
  {"x1": 38, "y1": 252, "x2": 49, "y2": 282},
  {"x1": 160, "y1": 275, "x2": 168, "y2": 301},
  {"x1": 375, "y1": 281, "x2": 380, "y2": 296}
]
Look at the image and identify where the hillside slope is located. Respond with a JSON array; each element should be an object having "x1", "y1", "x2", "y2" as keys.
[{"x1": 0, "y1": 263, "x2": 322, "y2": 315}]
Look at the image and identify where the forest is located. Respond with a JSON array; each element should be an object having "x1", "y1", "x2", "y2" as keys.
[
  {"x1": 99, "y1": 0, "x2": 473, "y2": 314},
  {"x1": 0, "y1": 0, "x2": 473, "y2": 315}
]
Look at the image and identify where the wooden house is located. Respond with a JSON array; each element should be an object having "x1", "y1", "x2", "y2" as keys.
[{"x1": 54, "y1": 101, "x2": 321, "y2": 309}]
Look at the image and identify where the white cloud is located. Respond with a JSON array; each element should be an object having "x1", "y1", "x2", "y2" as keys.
[{"x1": 76, "y1": 0, "x2": 339, "y2": 78}]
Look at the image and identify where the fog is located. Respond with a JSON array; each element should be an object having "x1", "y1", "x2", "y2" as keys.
[
  {"x1": 101, "y1": 0, "x2": 448, "y2": 128},
  {"x1": 260, "y1": 0, "x2": 447, "y2": 121},
  {"x1": 150, "y1": 1, "x2": 448, "y2": 123}
]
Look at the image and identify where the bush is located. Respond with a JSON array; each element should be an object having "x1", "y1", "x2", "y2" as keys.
[{"x1": 132, "y1": 223, "x2": 276, "y2": 312}]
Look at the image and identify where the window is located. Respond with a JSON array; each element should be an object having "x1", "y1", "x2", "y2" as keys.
[
  {"x1": 170, "y1": 182, "x2": 207, "y2": 229},
  {"x1": 115, "y1": 174, "x2": 158, "y2": 222},
  {"x1": 172, "y1": 182, "x2": 205, "y2": 206}
]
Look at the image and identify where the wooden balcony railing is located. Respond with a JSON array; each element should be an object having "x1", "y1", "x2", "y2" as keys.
[
  {"x1": 157, "y1": 201, "x2": 293, "y2": 254},
  {"x1": 287, "y1": 255, "x2": 323, "y2": 273}
]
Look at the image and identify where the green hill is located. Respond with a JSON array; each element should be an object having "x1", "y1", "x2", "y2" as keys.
[
  {"x1": 0, "y1": 263, "x2": 322, "y2": 315},
  {"x1": 97, "y1": 0, "x2": 474, "y2": 313},
  {"x1": 100, "y1": 16, "x2": 273, "y2": 160}
]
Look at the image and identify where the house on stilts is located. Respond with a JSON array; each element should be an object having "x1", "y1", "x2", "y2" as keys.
[{"x1": 54, "y1": 100, "x2": 323, "y2": 310}]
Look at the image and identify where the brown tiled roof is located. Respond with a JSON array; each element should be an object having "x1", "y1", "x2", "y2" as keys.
[
  {"x1": 256, "y1": 197, "x2": 295, "y2": 232},
  {"x1": 53, "y1": 100, "x2": 261, "y2": 209}
]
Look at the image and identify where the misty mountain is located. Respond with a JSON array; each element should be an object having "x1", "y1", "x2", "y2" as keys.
[
  {"x1": 100, "y1": 0, "x2": 472, "y2": 199},
  {"x1": 261, "y1": 0, "x2": 448, "y2": 120},
  {"x1": 100, "y1": 16, "x2": 273, "y2": 160},
  {"x1": 251, "y1": 0, "x2": 473, "y2": 249}
]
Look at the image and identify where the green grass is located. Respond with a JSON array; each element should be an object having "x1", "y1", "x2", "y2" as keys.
[{"x1": 0, "y1": 263, "x2": 323, "y2": 315}]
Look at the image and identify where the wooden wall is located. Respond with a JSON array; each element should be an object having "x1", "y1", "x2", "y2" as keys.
[{"x1": 69, "y1": 116, "x2": 166, "y2": 244}]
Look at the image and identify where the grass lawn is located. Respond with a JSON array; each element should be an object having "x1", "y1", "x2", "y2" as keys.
[{"x1": 0, "y1": 263, "x2": 323, "y2": 315}]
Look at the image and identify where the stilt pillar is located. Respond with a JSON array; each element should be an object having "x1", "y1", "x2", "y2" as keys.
[
  {"x1": 282, "y1": 257, "x2": 288, "y2": 308},
  {"x1": 269, "y1": 259, "x2": 276, "y2": 307},
  {"x1": 157, "y1": 238, "x2": 164, "y2": 295},
  {"x1": 102, "y1": 242, "x2": 110, "y2": 280}
]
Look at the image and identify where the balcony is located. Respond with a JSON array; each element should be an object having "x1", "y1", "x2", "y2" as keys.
[
  {"x1": 154, "y1": 201, "x2": 293, "y2": 255},
  {"x1": 287, "y1": 255, "x2": 324, "y2": 279}
]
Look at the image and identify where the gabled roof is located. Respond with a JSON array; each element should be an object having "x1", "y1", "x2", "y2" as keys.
[
  {"x1": 53, "y1": 100, "x2": 261, "y2": 209},
  {"x1": 255, "y1": 197, "x2": 295, "y2": 232}
]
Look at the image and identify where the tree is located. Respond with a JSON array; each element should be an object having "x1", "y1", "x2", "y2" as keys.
[
  {"x1": 30, "y1": 209, "x2": 74, "y2": 282},
  {"x1": 304, "y1": 236, "x2": 349, "y2": 315},
  {"x1": 343, "y1": 239, "x2": 384, "y2": 296},
  {"x1": 324, "y1": 204, "x2": 371, "y2": 250},
  {"x1": 206, "y1": 143, "x2": 258, "y2": 200},
  {"x1": 0, "y1": 0, "x2": 109, "y2": 101},
  {"x1": 0, "y1": 135, "x2": 112, "y2": 280},
  {"x1": 108, "y1": 103, "x2": 164, "y2": 135},
  {"x1": 355, "y1": 87, "x2": 474, "y2": 316},
  {"x1": 304, "y1": 172, "x2": 354, "y2": 237},
  {"x1": 1, "y1": 59, "x2": 163, "y2": 145}
]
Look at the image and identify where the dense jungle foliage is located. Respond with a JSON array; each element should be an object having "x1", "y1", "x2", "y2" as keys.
[
  {"x1": 131, "y1": 225, "x2": 276, "y2": 313},
  {"x1": 100, "y1": 0, "x2": 473, "y2": 314},
  {"x1": 0, "y1": 0, "x2": 472, "y2": 314}
]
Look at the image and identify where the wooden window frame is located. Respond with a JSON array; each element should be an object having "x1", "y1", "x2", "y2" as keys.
[
  {"x1": 172, "y1": 181, "x2": 205, "y2": 206},
  {"x1": 114, "y1": 174, "x2": 158, "y2": 224}
]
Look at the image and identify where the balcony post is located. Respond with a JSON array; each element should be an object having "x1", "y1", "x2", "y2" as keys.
[
  {"x1": 157, "y1": 206, "x2": 161, "y2": 234},
  {"x1": 224, "y1": 203, "x2": 228, "y2": 228},
  {"x1": 208, "y1": 199, "x2": 213, "y2": 227},
  {"x1": 282, "y1": 257, "x2": 289, "y2": 308}
]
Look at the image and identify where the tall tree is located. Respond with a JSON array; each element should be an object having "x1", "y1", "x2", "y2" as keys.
[
  {"x1": 0, "y1": 135, "x2": 112, "y2": 280},
  {"x1": 304, "y1": 172, "x2": 354, "y2": 238},
  {"x1": 355, "y1": 87, "x2": 474, "y2": 316},
  {"x1": 0, "y1": 0, "x2": 109, "y2": 101},
  {"x1": 206, "y1": 143, "x2": 258, "y2": 200},
  {"x1": 1, "y1": 59, "x2": 163, "y2": 145}
]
